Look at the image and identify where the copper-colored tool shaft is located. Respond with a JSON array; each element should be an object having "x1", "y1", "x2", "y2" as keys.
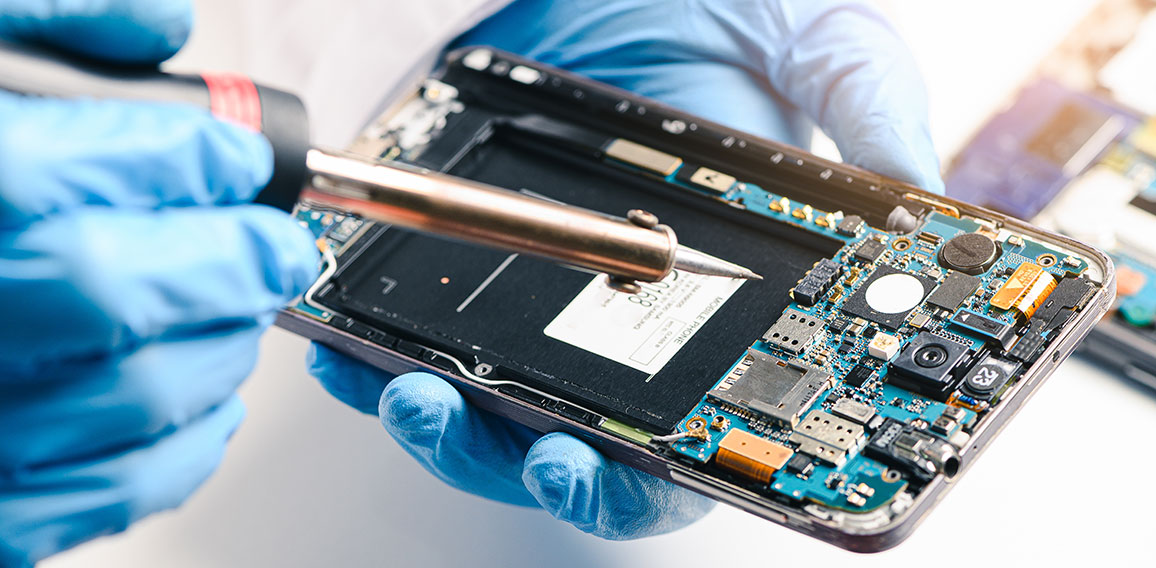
[{"x1": 301, "y1": 149, "x2": 760, "y2": 284}]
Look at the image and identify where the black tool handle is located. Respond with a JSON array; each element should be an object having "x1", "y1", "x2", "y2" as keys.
[{"x1": 0, "y1": 38, "x2": 309, "y2": 212}]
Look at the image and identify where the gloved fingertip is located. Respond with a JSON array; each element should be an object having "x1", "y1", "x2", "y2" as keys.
[
  {"x1": 235, "y1": 206, "x2": 320, "y2": 302},
  {"x1": 306, "y1": 343, "x2": 392, "y2": 415},
  {"x1": 522, "y1": 433, "x2": 603, "y2": 527},
  {"x1": 0, "y1": 0, "x2": 195, "y2": 64},
  {"x1": 379, "y1": 373, "x2": 461, "y2": 447}
]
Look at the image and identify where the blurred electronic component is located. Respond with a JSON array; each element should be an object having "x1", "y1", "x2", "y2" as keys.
[
  {"x1": 926, "y1": 271, "x2": 982, "y2": 313},
  {"x1": 916, "y1": 232, "x2": 943, "y2": 245},
  {"x1": 831, "y1": 398, "x2": 876, "y2": 424},
  {"x1": 844, "y1": 364, "x2": 875, "y2": 388},
  {"x1": 949, "y1": 309, "x2": 1017, "y2": 350},
  {"x1": 842, "y1": 266, "x2": 936, "y2": 330},
  {"x1": 836, "y1": 215, "x2": 865, "y2": 237},
  {"x1": 789, "y1": 410, "x2": 865, "y2": 467},
  {"x1": 762, "y1": 308, "x2": 823, "y2": 355},
  {"x1": 960, "y1": 355, "x2": 1020, "y2": 400},
  {"x1": 909, "y1": 312, "x2": 932, "y2": 329},
  {"x1": 868, "y1": 332, "x2": 901, "y2": 360},
  {"x1": 848, "y1": 317, "x2": 869, "y2": 336},
  {"x1": 604, "y1": 139, "x2": 682, "y2": 175},
  {"x1": 675, "y1": 165, "x2": 737, "y2": 194},
  {"x1": 790, "y1": 259, "x2": 844, "y2": 306},
  {"x1": 889, "y1": 332, "x2": 971, "y2": 401},
  {"x1": 990, "y1": 262, "x2": 1057, "y2": 319},
  {"x1": 710, "y1": 415, "x2": 731, "y2": 431},
  {"x1": 864, "y1": 418, "x2": 961, "y2": 483},
  {"x1": 854, "y1": 239, "x2": 887, "y2": 263},
  {"x1": 716, "y1": 429, "x2": 794, "y2": 484},
  {"x1": 707, "y1": 350, "x2": 832, "y2": 427},
  {"x1": 938, "y1": 233, "x2": 1001, "y2": 275}
]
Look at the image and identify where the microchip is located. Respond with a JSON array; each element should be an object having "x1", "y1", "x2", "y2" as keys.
[
  {"x1": 837, "y1": 215, "x2": 865, "y2": 237},
  {"x1": 926, "y1": 271, "x2": 982, "y2": 312},
  {"x1": 842, "y1": 265, "x2": 936, "y2": 330},
  {"x1": 828, "y1": 318, "x2": 849, "y2": 334},
  {"x1": 785, "y1": 453, "x2": 815, "y2": 477},
  {"x1": 844, "y1": 364, "x2": 875, "y2": 388},
  {"x1": 853, "y1": 239, "x2": 887, "y2": 263},
  {"x1": 707, "y1": 352, "x2": 832, "y2": 427}
]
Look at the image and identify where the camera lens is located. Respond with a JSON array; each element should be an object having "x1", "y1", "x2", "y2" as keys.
[{"x1": 914, "y1": 344, "x2": 949, "y2": 368}]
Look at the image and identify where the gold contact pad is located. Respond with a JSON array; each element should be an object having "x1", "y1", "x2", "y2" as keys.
[
  {"x1": 604, "y1": 139, "x2": 682, "y2": 175},
  {"x1": 716, "y1": 429, "x2": 794, "y2": 484}
]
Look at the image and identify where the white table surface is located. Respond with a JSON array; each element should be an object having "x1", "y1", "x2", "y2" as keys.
[{"x1": 48, "y1": 0, "x2": 1156, "y2": 565}]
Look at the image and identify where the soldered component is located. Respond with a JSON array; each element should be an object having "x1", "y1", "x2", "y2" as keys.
[
  {"x1": 785, "y1": 453, "x2": 814, "y2": 478},
  {"x1": 789, "y1": 410, "x2": 865, "y2": 467},
  {"x1": 604, "y1": 139, "x2": 682, "y2": 175},
  {"x1": 843, "y1": 364, "x2": 875, "y2": 388},
  {"x1": 768, "y1": 196, "x2": 790, "y2": 213},
  {"x1": 684, "y1": 415, "x2": 709, "y2": 442},
  {"x1": 1008, "y1": 318, "x2": 1049, "y2": 363},
  {"x1": 990, "y1": 262, "x2": 1057, "y2": 319},
  {"x1": 949, "y1": 309, "x2": 1017, "y2": 350},
  {"x1": 836, "y1": 215, "x2": 865, "y2": 237},
  {"x1": 867, "y1": 332, "x2": 901, "y2": 360},
  {"x1": 848, "y1": 317, "x2": 868, "y2": 336},
  {"x1": 1033, "y1": 277, "x2": 1096, "y2": 331},
  {"x1": 854, "y1": 239, "x2": 887, "y2": 263},
  {"x1": 960, "y1": 354, "x2": 1019, "y2": 400},
  {"x1": 762, "y1": 308, "x2": 823, "y2": 355},
  {"x1": 682, "y1": 166, "x2": 736, "y2": 194},
  {"x1": 707, "y1": 350, "x2": 833, "y2": 427},
  {"x1": 831, "y1": 397, "x2": 876, "y2": 424},
  {"x1": 792, "y1": 205, "x2": 814, "y2": 221},
  {"x1": 938, "y1": 232, "x2": 1001, "y2": 275},
  {"x1": 842, "y1": 265, "x2": 936, "y2": 330},
  {"x1": 909, "y1": 312, "x2": 932, "y2": 329},
  {"x1": 926, "y1": 271, "x2": 982, "y2": 313},
  {"x1": 888, "y1": 332, "x2": 970, "y2": 401},
  {"x1": 716, "y1": 429, "x2": 794, "y2": 484},
  {"x1": 916, "y1": 232, "x2": 943, "y2": 245},
  {"x1": 709, "y1": 414, "x2": 731, "y2": 431},
  {"x1": 790, "y1": 259, "x2": 843, "y2": 307},
  {"x1": 864, "y1": 418, "x2": 961, "y2": 482}
]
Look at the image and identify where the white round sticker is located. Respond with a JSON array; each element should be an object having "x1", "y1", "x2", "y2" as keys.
[{"x1": 864, "y1": 273, "x2": 925, "y2": 314}]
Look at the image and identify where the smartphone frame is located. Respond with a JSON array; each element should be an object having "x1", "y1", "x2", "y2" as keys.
[{"x1": 277, "y1": 48, "x2": 1116, "y2": 552}]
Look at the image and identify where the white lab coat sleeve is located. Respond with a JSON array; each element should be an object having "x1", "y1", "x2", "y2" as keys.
[{"x1": 234, "y1": 0, "x2": 511, "y2": 147}]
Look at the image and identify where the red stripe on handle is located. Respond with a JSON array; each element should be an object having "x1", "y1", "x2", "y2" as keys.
[{"x1": 202, "y1": 72, "x2": 262, "y2": 132}]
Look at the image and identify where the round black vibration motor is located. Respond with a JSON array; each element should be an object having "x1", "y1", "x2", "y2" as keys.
[{"x1": 938, "y1": 232, "x2": 1001, "y2": 275}]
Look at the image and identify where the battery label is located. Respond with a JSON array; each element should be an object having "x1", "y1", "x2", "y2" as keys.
[{"x1": 544, "y1": 270, "x2": 745, "y2": 375}]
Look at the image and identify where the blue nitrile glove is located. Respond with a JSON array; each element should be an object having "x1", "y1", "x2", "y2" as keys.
[
  {"x1": 0, "y1": 1, "x2": 318, "y2": 565},
  {"x1": 309, "y1": 0, "x2": 942, "y2": 541}
]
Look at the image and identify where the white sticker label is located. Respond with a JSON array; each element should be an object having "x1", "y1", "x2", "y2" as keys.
[{"x1": 544, "y1": 270, "x2": 745, "y2": 375}]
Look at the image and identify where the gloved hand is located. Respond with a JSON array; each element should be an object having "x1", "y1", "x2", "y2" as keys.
[
  {"x1": 0, "y1": 1, "x2": 318, "y2": 565},
  {"x1": 309, "y1": 0, "x2": 942, "y2": 541}
]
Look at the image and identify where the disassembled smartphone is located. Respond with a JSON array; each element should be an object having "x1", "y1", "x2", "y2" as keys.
[{"x1": 278, "y1": 48, "x2": 1115, "y2": 552}]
